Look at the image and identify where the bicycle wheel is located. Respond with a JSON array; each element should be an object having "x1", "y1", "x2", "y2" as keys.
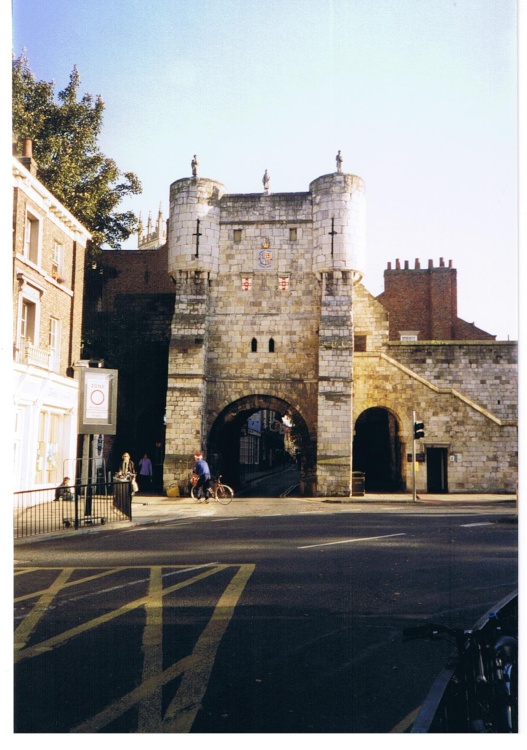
[
  {"x1": 215, "y1": 484, "x2": 233, "y2": 504},
  {"x1": 190, "y1": 485, "x2": 201, "y2": 501}
]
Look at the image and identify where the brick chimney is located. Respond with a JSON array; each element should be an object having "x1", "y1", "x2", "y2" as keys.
[{"x1": 19, "y1": 138, "x2": 38, "y2": 176}]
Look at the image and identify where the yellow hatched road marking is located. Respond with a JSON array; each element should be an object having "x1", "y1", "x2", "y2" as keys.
[
  {"x1": 15, "y1": 564, "x2": 230, "y2": 664},
  {"x1": 14, "y1": 567, "x2": 124, "y2": 602},
  {"x1": 68, "y1": 564, "x2": 255, "y2": 733},
  {"x1": 162, "y1": 563, "x2": 255, "y2": 732},
  {"x1": 14, "y1": 568, "x2": 74, "y2": 652},
  {"x1": 137, "y1": 566, "x2": 164, "y2": 732}
]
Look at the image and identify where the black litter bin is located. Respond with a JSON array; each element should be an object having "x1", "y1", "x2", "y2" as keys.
[
  {"x1": 113, "y1": 479, "x2": 132, "y2": 515},
  {"x1": 352, "y1": 471, "x2": 365, "y2": 496}
]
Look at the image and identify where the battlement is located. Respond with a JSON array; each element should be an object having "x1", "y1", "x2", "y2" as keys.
[{"x1": 167, "y1": 171, "x2": 366, "y2": 280}]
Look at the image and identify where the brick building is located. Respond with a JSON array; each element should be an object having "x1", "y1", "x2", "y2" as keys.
[
  {"x1": 376, "y1": 257, "x2": 496, "y2": 341},
  {"x1": 13, "y1": 141, "x2": 90, "y2": 490},
  {"x1": 86, "y1": 166, "x2": 517, "y2": 496}
]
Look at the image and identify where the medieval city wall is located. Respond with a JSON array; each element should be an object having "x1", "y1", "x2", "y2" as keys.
[
  {"x1": 389, "y1": 341, "x2": 518, "y2": 421},
  {"x1": 354, "y1": 352, "x2": 517, "y2": 493}
]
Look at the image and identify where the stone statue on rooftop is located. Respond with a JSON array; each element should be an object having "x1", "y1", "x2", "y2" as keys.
[
  {"x1": 191, "y1": 155, "x2": 199, "y2": 177},
  {"x1": 262, "y1": 169, "x2": 270, "y2": 194},
  {"x1": 336, "y1": 150, "x2": 343, "y2": 173}
]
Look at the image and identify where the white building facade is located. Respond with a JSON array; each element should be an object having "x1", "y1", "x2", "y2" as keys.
[{"x1": 12, "y1": 145, "x2": 90, "y2": 491}]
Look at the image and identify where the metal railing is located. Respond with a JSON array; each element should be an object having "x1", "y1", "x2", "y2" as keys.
[{"x1": 14, "y1": 481, "x2": 132, "y2": 539}]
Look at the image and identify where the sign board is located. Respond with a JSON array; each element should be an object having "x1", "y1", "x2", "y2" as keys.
[{"x1": 78, "y1": 368, "x2": 118, "y2": 435}]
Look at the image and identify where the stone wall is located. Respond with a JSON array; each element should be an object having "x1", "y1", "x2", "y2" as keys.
[
  {"x1": 354, "y1": 352, "x2": 517, "y2": 493},
  {"x1": 389, "y1": 341, "x2": 518, "y2": 421}
]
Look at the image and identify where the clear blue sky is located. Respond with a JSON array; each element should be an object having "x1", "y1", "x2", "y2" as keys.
[{"x1": 10, "y1": 0, "x2": 519, "y2": 339}]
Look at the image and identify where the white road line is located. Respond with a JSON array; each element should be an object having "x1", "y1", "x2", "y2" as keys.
[
  {"x1": 460, "y1": 522, "x2": 494, "y2": 527},
  {"x1": 298, "y1": 532, "x2": 406, "y2": 549}
]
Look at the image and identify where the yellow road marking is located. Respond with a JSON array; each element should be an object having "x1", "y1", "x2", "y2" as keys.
[
  {"x1": 390, "y1": 705, "x2": 420, "y2": 733},
  {"x1": 71, "y1": 653, "x2": 195, "y2": 732},
  {"x1": 14, "y1": 568, "x2": 74, "y2": 652},
  {"x1": 14, "y1": 567, "x2": 124, "y2": 602},
  {"x1": 67, "y1": 564, "x2": 255, "y2": 733},
  {"x1": 137, "y1": 566, "x2": 164, "y2": 732},
  {"x1": 162, "y1": 563, "x2": 255, "y2": 732},
  {"x1": 15, "y1": 564, "x2": 230, "y2": 663}
]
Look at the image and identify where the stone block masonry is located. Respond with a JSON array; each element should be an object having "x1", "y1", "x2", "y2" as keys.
[{"x1": 164, "y1": 172, "x2": 366, "y2": 495}]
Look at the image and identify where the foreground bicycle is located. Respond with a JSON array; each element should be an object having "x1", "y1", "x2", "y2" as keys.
[
  {"x1": 190, "y1": 474, "x2": 234, "y2": 504},
  {"x1": 403, "y1": 590, "x2": 517, "y2": 733}
]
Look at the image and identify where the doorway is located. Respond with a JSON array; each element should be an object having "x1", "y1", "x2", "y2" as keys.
[
  {"x1": 352, "y1": 407, "x2": 403, "y2": 492},
  {"x1": 426, "y1": 448, "x2": 449, "y2": 493}
]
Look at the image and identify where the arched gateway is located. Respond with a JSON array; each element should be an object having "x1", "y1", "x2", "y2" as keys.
[
  {"x1": 207, "y1": 395, "x2": 314, "y2": 495},
  {"x1": 163, "y1": 169, "x2": 366, "y2": 497}
]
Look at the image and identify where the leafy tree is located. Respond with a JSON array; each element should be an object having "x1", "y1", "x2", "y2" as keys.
[{"x1": 12, "y1": 52, "x2": 141, "y2": 254}]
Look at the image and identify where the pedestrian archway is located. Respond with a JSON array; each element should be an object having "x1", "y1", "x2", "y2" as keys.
[
  {"x1": 353, "y1": 407, "x2": 404, "y2": 492},
  {"x1": 207, "y1": 395, "x2": 315, "y2": 495}
]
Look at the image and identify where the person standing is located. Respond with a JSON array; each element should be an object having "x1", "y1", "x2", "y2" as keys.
[
  {"x1": 192, "y1": 451, "x2": 211, "y2": 502},
  {"x1": 117, "y1": 452, "x2": 135, "y2": 479},
  {"x1": 137, "y1": 453, "x2": 153, "y2": 491}
]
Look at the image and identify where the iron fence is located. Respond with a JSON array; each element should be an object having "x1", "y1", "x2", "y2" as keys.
[{"x1": 14, "y1": 481, "x2": 132, "y2": 539}]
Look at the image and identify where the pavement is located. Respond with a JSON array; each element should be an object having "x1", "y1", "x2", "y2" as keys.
[
  {"x1": 14, "y1": 482, "x2": 518, "y2": 545},
  {"x1": 121, "y1": 488, "x2": 518, "y2": 537},
  {"x1": 129, "y1": 490, "x2": 518, "y2": 526}
]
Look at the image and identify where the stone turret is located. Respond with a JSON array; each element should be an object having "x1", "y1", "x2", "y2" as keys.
[
  {"x1": 309, "y1": 172, "x2": 366, "y2": 282},
  {"x1": 168, "y1": 177, "x2": 225, "y2": 278}
]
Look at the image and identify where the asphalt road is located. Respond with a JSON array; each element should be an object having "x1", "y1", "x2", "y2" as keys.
[{"x1": 14, "y1": 503, "x2": 518, "y2": 733}]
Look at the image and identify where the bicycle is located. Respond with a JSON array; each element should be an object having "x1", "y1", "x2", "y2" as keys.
[
  {"x1": 190, "y1": 474, "x2": 234, "y2": 504},
  {"x1": 403, "y1": 594, "x2": 518, "y2": 733}
]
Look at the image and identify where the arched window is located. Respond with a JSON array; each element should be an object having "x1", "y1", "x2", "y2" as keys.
[
  {"x1": 268, "y1": 338, "x2": 275, "y2": 353},
  {"x1": 251, "y1": 338, "x2": 257, "y2": 352}
]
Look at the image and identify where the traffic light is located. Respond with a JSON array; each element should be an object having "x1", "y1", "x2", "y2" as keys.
[{"x1": 414, "y1": 421, "x2": 425, "y2": 440}]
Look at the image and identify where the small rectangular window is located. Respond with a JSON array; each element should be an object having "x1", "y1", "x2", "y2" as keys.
[
  {"x1": 24, "y1": 212, "x2": 40, "y2": 264},
  {"x1": 234, "y1": 229, "x2": 242, "y2": 243},
  {"x1": 400, "y1": 334, "x2": 418, "y2": 342},
  {"x1": 51, "y1": 241, "x2": 63, "y2": 279},
  {"x1": 289, "y1": 228, "x2": 297, "y2": 241},
  {"x1": 241, "y1": 277, "x2": 252, "y2": 291},
  {"x1": 278, "y1": 277, "x2": 290, "y2": 291},
  {"x1": 354, "y1": 335, "x2": 367, "y2": 352}
]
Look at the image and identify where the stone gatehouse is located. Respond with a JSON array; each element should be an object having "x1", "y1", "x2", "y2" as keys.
[{"x1": 88, "y1": 168, "x2": 517, "y2": 497}]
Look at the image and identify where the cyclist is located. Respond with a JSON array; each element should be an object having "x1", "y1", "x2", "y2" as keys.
[{"x1": 192, "y1": 451, "x2": 212, "y2": 502}]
